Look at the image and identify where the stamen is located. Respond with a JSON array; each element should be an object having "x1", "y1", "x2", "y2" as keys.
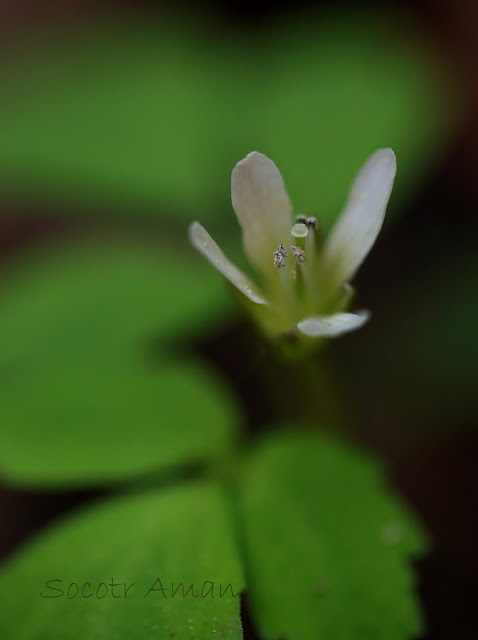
[
  {"x1": 304, "y1": 215, "x2": 320, "y2": 263},
  {"x1": 296, "y1": 214, "x2": 318, "y2": 230},
  {"x1": 290, "y1": 246, "x2": 305, "y2": 264},
  {"x1": 273, "y1": 248, "x2": 286, "y2": 268},
  {"x1": 277, "y1": 243, "x2": 288, "y2": 257}
]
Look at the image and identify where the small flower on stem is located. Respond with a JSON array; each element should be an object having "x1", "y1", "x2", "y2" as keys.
[{"x1": 189, "y1": 148, "x2": 396, "y2": 342}]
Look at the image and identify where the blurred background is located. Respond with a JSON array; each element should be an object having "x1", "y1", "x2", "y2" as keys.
[{"x1": 0, "y1": 1, "x2": 477, "y2": 639}]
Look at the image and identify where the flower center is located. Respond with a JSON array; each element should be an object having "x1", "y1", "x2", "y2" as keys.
[{"x1": 272, "y1": 215, "x2": 318, "y2": 270}]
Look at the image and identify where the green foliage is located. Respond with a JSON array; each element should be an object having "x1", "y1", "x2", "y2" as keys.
[
  {"x1": 0, "y1": 241, "x2": 228, "y2": 354},
  {"x1": 0, "y1": 483, "x2": 245, "y2": 639},
  {"x1": 0, "y1": 12, "x2": 458, "y2": 225},
  {"x1": 0, "y1": 10, "x2": 437, "y2": 637},
  {"x1": 238, "y1": 430, "x2": 427, "y2": 640},
  {"x1": 0, "y1": 426, "x2": 428, "y2": 639},
  {"x1": 0, "y1": 242, "x2": 239, "y2": 486}
]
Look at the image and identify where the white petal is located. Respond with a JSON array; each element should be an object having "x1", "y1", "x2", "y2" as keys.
[
  {"x1": 324, "y1": 148, "x2": 396, "y2": 286},
  {"x1": 188, "y1": 222, "x2": 268, "y2": 305},
  {"x1": 231, "y1": 151, "x2": 292, "y2": 274},
  {"x1": 297, "y1": 311, "x2": 370, "y2": 337}
]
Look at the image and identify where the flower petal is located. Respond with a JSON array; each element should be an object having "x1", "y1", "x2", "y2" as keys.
[
  {"x1": 188, "y1": 222, "x2": 268, "y2": 305},
  {"x1": 297, "y1": 311, "x2": 370, "y2": 337},
  {"x1": 324, "y1": 148, "x2": 396, "y2": 286},
  {"x1": 231, "y1": 151, "x2": 292, "y2": 274}
]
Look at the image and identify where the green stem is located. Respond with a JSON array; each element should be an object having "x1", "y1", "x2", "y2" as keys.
[{"x1": 260, "y1": 340, "x2": 352, "y2": 436}]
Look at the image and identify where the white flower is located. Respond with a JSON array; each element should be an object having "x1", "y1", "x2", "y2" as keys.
[{"x1": 189, "y1": 149, "x2": 396, "y2": 339}]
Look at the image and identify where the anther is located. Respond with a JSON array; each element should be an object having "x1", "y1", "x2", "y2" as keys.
[
  {"x1": 296, "y1": 215, "x2": 317, "y2": 230},
  {"x1": 273, "y1": 249, "x2": 286, "y2": 268},
  {"x1": 277, "y1": 243, "x2": 288, "y2": 257},
  {"x1": 290, "y1": 246, "x2": 305, "y2": 263}
]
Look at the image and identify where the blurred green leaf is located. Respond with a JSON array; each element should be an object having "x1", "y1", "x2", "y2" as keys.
[
  {"x1": 238, "y1": 429, "x2": 427, "y2": 639},
  {"x1": 0, "y1": 483, "x2": 244, "y2": 639},
  {"x1": 0, "y1": 242, "x2": 240, "y2": 487},
  {"x1": 0, "y1": 360, "x2": 240, "y2": 487},
  {"x1": 0, "y1": 12, "x2": 459, "y2": 225},
  {"x1": 248, "y1": 16, "x2": 459, "y2": 229},
  {"x1": 0, "y1": 240, "x2": 228, "y2": 356}
]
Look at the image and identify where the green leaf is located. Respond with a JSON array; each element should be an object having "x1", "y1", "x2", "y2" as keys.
[
  {"x1": 0, "y1": 483, "x2": 244, "y2": 639},
  {"x1": 238, "y1": 429, "x2": 427, "y2": 639},
  {"x1": 0, "y1": 360, "x2": 240, "y2": 487},
  {"x1": 0, "y1": 13, "x2": 459, "y2": 224},
  {"x1": 0, "y1": 241, "x2": 228, "y2": 359},
  {"x1": 0, "y1": 242, "x2": 239, "y2": 487}
]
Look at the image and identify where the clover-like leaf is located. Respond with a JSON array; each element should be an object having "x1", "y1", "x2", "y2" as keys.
[
  {"x1": 0, "y1": 483, "x2": 244, "y2": 639},
  {"x1": 0, "y1": 242, "x2": 238, "y2": 487},
  {"x1": 238, "y1": 429, "x2": 427, "y2": 639}
]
